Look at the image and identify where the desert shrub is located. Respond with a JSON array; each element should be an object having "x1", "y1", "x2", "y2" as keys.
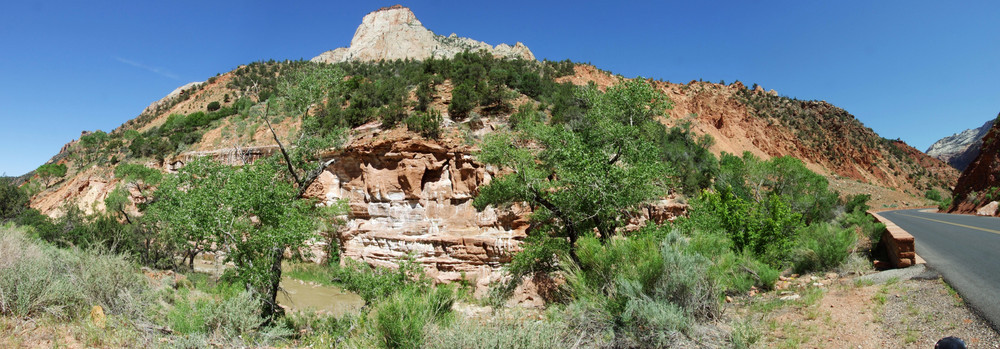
[
  {"x1": 0, "y1": 225, "x2": 149, "y2": 320},
  {"x1": 837, "y1": 209, "x2": 885, "y2": 250},
  {"x1": 792, "y1": 223, "x2": 857, "y2": 273},
  {"x1": 647, "y1": 122, "x2": 718, "y2": 195},
  {"x1": 424, "y1": 310, "x2": 580, "y2": 349},
  {"x1": 564, "y1": 228, "x2": 719, "y2": 344},
  {"x1": 404, "y1": 109, "x2": 443, "y2": 139},
  {"x1": 688, "y1": 234, "x2": 778, "y2": 292},
  {"x1": 0, "y1": 226, "x2": 82, "y2": 319},
  {"x1": 844, "y1": 193, "x2": 871, "y2": 213},
  {"x1": 730, "y1": 319, "x2": 762, "y2": 349},
  {"x1": 0, "y1": 177, "x2": 28, "y2": 222},
  {"x1": 68, "y1": 246, "x2": 149, "y2": 317},
  {"x1": 331, "y1": 257, "x2": 429, "y2": 303},
  {"x1": 280, "y1": 310, "x2": 357, "y2": 344},
  {"x1": 165, "y1": 290, "x2": 264, "y2": 337},
  {"x1": 448, "y1": 81, "x2": 476, "y2": 119},
  {"x1": 374, "y1": 285, "x2": 456, "y2": 349},
  {"x1": 691, "y1": 186, "x2": 802, "y2": 265},
  {"x1": 925, "y1": 189, "x2": 942, "y2": 202},
  {"x1": 938, "y1": 196, "x2": 953, "y2": 211},
  {"x1": 206, "y1": 101, "x2": 221, "y2": 112}
]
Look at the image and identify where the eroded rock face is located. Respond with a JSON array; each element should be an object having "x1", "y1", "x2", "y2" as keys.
[
  {"x1": 927, "y1": 119, "x2": 995, "y2": 171},
  {"x1": 303, "y1": 134, "x2": 530, "y2": 286},
  {"x1": 311, "y1": 5, "x2": 534, "y2": 64},
  {"x1": 950, "y1": 115, "x2": 1000, "y2": 216}
]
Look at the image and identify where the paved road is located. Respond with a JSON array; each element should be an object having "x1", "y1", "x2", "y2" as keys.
[{"x1": 879, "y1": 208, "x2": 1000, "y2": 329}]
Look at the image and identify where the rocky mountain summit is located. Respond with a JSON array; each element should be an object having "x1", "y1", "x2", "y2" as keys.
[
  {"x1": 949, "y1": 115, "x2": 1000, "y2": 216},
  {"x1": 926, "y1": 119, "x2": 995, "y2": 171},
  {"x1": 311, "y1": 5, "x2": 534, "y2": 64}
]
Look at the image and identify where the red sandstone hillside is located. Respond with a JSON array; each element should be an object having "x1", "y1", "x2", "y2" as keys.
[
  {"x1": 21, "y1": 5, "x2": 964, "y2": 290},
  {"x1": 949, "y1": 114, "x2": 1000, "y2": 216},
  {"x1": 560, "y1": 65, "x2": 958, "y2": 203},
  {"x1": 28, "y1": 6, "x2": 959, "y2": 218}
]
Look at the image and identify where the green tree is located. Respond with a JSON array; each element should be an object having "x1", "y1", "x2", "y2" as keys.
[
  {"x1": 404, "y1": 109, "x2": 443, "y2": 139},
  {"x1": 206, "y1": 101, "x2": 221, "y2": 112},
  {"x1": 715, "y1": 152, "x2": 838, "y2": 224},
  {"x1": 148, "y1": 157, "x2": 318, "y2": 320},
  {"x1": 79, "y1": 130, "x2": 109, "y2": 151},
  {"x1": 113, "y1": 163, "x2": 162, "y2": 196},
  {"x1": 448, "y1": 81, "x2": 476, "y2": 119},
  {"x1": 0, "y1": 177, "x2": 28, "y2": 222},
  {"x1": 474, "y1": 79, "x2": 674, "y2": 264},
  {"x1": 35, "y1": 163, "x2": 67, "y2": 187}
]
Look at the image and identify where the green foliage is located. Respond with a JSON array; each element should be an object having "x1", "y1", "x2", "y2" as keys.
[
  {"x1": 475, "y1": 79, "x2": 674, "y2": 264},
  {"x1": 691, "y1": 185, "x2": 802, "y2": 265},
  {"x1": 686, "y1": 151, "x2": 843, "y2": 266},
  {"x1": 114, "y1": 163, "x2": 162, "y2": 189},
  {"x1": 375, "y1": 285, "x2": 456, "y2": 349},
  {"x1": 924, "y1": 189, "x2": 943, "y2": 202},
  {"x1": 79, "y1": 130, "x2": 109, "y2": 150},
  {"x1": 149, "y1": 157, "x2": 318, "y2": 318},
  {"x1": 791, "y1": 223, "x2": 857, "y2": 273},
  {"x1": 645, "y1": 121, "x2": 718, "y2": 195},
  {"x1": 331, "y1": 257, "x2": 429, "y2": 303},
  {"x1": 0, "y1": 226, "x2": 148, "y2": 320},
  {"x1": 35, "y1": 163, "x2": 68, "y2": 187},
  {"x1": 0, "y1": 177, "x2": 28, "y2": 222},
  {"x1": 844, "y1": 193, "x2": 871, "y2": 213},
  {"x1": 564, "y1": 228, "x2": 719, "y2": 344},
  {"x1": 838, "y1": 209, "x2": 885, "y2": 250},
  {"x1": 715, "y1": 152, "x2": 838, "y2": 224},
  {"x1": 206, "y1": 101, "x2": 221, "y2": 112},
  {"x1": 276, "y1": 64, "x2": 346, "y2": 118},
  {"x1": 448, "y1": 81, "x2": 477, "y2": 119},
  {"x1": 166, "y1": 290, "x2": 264, "y2": 337},
  {"x1": 404, "y1": 109, "x2": 443, "y2": 139},
  {"x1": 938, "y1": 196, "x2": 953, "y2": 212}
]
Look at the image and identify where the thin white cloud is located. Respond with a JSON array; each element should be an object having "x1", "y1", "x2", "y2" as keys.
[{"x1": 114, "y1": 56, "x2": 181, "y2": 80}]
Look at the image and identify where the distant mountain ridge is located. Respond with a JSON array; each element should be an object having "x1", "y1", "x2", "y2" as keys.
[
  {"x1": 926, "y1": 119, "x2": 995, "y2": 171},
  {"x1": 311, "y1": 5, "x2": 534, "y2": 64}
]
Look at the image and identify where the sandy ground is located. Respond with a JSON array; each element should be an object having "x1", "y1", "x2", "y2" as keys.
[{"x1": 747, "y1": 267, "x2": 999, "y2": 349}]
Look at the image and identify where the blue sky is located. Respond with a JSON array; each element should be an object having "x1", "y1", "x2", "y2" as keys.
[{"x1": 2, "y1": 1, "x2": 998, "y2": 176}]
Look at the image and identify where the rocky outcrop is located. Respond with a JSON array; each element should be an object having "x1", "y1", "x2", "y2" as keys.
[
  {"x1": 301, "y1": 132, "x2": 530, "y2": 286},
  {"x1": 927, "y1": 119, "x2": 995, "y2": 171},
  {"x1": 298, "y1": 129, "x2": 689, "y2": 288},
  {"x1": 311, "y1": 5, "x2": 534, "y2": 64},
  {"x1": 949, "y1": 115, "x2": 1000, "y2": 216}
]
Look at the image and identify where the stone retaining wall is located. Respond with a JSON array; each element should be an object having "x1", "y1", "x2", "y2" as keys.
[{"x1": 868, "y1": 211, "x2": 917, "y2": 268}]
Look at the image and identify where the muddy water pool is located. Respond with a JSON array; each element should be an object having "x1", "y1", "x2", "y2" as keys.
[{"x1": 192, "y1": 258, "x2": 364, "y2": 316}]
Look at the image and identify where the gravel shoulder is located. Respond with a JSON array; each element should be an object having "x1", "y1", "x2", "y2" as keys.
[{"x1": 740, "y1": 265, "x2": 1000, "y2": 348}]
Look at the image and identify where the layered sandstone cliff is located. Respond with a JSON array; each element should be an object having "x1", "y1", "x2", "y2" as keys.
[
  {"x1": 311, "y1": 5, "x2": 534, "y2": 64},
  {"x1": 949, "y1": 115, "x2": 1000, "y2": 216},
  {"x1": 301, "y1": 130, "x2": 529, "y2": 286}
]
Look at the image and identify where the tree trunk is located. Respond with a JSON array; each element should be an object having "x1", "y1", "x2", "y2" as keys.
[{"x1": 261, "y1": 246, "x2": 284, "y2": 321}]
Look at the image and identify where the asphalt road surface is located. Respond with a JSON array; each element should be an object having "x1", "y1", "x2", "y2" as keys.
[{"x1": 879, "y1": 208, "x2": 1000, "y2": 329}]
